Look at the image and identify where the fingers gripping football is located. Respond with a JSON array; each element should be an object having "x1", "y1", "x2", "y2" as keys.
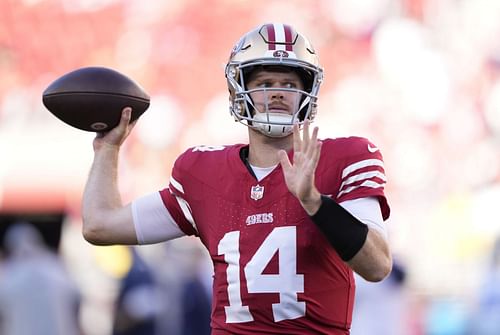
[{"x1": 93, "y1": 108, "x2": 137, "y2": 151}]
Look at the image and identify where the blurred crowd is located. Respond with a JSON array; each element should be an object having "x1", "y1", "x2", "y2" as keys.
[{"x1": 0, "y1": 0, "x2": 499, "y2": 334}]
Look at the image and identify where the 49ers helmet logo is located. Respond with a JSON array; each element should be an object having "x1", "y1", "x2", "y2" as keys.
[{"x1": 273, "y1": 50, "x2": 289, "y2": 58}]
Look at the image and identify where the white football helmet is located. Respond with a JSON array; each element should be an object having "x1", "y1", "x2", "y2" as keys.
[{"x1": 225, "y1": 23, "x2": 324, "y2": 137}]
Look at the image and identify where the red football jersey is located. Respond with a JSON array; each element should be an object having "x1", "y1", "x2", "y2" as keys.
[{"x1": 159, "y1": 137, "x2": 390, "y2": 335}]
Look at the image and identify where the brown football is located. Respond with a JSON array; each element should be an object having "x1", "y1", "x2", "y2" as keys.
[{"x1": 42, "y1": 66, "x2": 150, "y2": 132}]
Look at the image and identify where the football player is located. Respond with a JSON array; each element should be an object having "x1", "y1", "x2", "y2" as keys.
[{"x1": 82, "y1": 23, "x2": 392, "y2": 334}]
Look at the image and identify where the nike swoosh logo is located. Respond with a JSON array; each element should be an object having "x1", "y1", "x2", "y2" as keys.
[{"x1": 367, "y1": 144, "x2": 379, "y2": 153}]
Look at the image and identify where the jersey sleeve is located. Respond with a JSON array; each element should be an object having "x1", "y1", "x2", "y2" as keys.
[
  {"x1": 131, "y1": 191, "x2": 186, "y2": 244},
  {"x1": 339, "y1": 197, "x2": 387, "y2": 239},
  {"x1": 158, "y1": 149, "x2": 199, "y2": 237},
  {"x1": 333, "y1": 137, "x2": 390, "y2": 220}
]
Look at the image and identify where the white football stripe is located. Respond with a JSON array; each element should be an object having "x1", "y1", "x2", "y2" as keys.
[
  {"x1": 341, "y1": 159, "x2": 384, "y2": 179},
  {"x1": 169, "y1": 176, "x2": 184, "y2": 194},
  {"x1": 339, "y1": 171, "x2": 387, "y2": 192},
  {"x1": 336, "y1": 180, "x2": 386, "y2": 198},
  {"x1": 175, "y1": 196, "x2": 198, "y2": 233}
]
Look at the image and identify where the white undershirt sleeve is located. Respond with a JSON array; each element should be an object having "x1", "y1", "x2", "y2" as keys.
[
  {"x1": 339, "y1": 197, "x2": 388, "y2": 240},
  {"x1": 131, "y1": 191, "x2": 186, "y2": 244}
]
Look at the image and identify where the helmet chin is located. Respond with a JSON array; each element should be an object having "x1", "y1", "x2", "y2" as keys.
[{"x1": 252, "y1": 112, "x2": 296, "y2": 137}]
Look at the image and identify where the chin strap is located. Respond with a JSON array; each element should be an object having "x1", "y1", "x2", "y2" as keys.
[{"x1": 252, "y1": 112, "x2": 295, "y2": 137}]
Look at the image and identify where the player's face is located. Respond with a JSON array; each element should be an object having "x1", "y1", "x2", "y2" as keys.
[{"x1": 246, "y1": 69, "x2": 304, "y2": 115}]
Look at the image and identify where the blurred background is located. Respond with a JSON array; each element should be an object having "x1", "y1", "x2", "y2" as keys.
[{"x1": 0, "y1": 0, "x2": 499, "y2": 334}]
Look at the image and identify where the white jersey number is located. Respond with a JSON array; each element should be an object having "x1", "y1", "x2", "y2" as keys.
[
  {"x1": 192, "y1": 145, "x2": 226, "y2": 152},
  {"x1": 217, "y1": 226, "x2": 305, "y2": 323}
]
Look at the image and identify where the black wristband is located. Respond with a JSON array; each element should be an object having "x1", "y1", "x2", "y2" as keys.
[{"x1": 310, "y1": 195, "x2": 369, "y2": 261}]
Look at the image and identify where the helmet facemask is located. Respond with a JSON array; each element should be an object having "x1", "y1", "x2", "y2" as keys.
[{"x1": 225, "y1": 23, "x2": 324, "y2": 138}]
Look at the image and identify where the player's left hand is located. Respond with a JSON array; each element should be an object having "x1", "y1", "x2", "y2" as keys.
[{"x1": 278, "y1": 120, "x2": 322, "y2": 215}]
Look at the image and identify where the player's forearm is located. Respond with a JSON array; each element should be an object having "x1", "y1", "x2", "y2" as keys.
[
  {"x1": 309, "y1": 195, "x2": 392, "y2": 280},
  {"x1": 82, "y1": 145, "x2": 123, "y2": 243},
  {"x1": 348, "y1": 229, "x2": 392, "y2": 282}
]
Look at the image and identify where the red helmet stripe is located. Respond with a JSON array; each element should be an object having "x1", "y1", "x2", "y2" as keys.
[
  {"x1": 283, "y1": 24, "x2": 293, "y2": 51},
  {"x1": 266, "y1": 24, "x2": 276, "y2": 50},
  {"x1": 264, "y1": 24, "x2": 295, "y2": 51}
]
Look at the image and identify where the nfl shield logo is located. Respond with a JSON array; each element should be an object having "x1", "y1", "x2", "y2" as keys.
[{"x1": 250, "y1": 185, "x2": 264, "y2": 200}]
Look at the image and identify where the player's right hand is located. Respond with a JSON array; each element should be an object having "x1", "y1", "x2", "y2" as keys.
[{"x1": 93, "y1": 107, "x2": 137, "y2": 151}]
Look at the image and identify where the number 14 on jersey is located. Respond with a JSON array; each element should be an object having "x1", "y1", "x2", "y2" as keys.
[{"x1": 218, "y1": 226, "x2": 306, "y2": 323}]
